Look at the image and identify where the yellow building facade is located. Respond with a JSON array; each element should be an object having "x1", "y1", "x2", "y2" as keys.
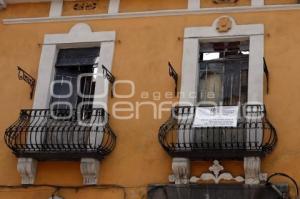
[{"x1": 0, "y1": 0, "x2": 300, "y2": 199}]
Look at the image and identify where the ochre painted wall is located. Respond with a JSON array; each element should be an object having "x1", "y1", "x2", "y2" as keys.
[
  {"x1": 0, "y1": 3, "x2": 50, "y2": 18},
  {"x1": 200, "y1": 0, "x2": 251, "y2": 8},
  {"x1": 0, "y1": 3, "x2": 300, "y2": 199},
  {"x1": 264, "y1": 0, "x2": 297, "y2": 5},
  {"x1": 119, "y1": 0, "x2": 187, "y2": 12}
]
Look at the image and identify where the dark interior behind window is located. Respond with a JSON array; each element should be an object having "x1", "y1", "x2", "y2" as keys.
[
  {"x1": 198, "y1": 41, "x2": 249, "y2": 106},
  {"x1": 50, "y1": 47, "x2": 100, "y2": 120}
]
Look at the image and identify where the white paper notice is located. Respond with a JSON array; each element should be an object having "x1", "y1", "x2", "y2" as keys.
[{"x1": 192, "y1": 106, "x2": 239, "y2": 128}]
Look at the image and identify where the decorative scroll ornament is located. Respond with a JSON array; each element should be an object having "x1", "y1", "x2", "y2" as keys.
[
  {"x1": 263, "y1": 57, "x2": 270, "y2": 94},
  {"x1": 102, "y1": 65, "x2": 115, "y2": 97},
  {"x1": 190, "y1": 160, "x2": 244, "y2": 184},
  {"x1": 17, "y1": 66, "x2": 36, "y2": 99},
  {"x1": 213, "y1": 0, "x2": 239, "y2": 4},
  {"x1": 216, "y1": 17, "x2": 232, "y2": 33},
  {"x1": 168, "y1": 62, "x2": 178, "y2": 96}
]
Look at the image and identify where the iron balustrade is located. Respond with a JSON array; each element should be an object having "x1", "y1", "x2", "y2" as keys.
[
  {"x1": 4, "y1": 108, "x2": 116, "y2": 161},
  {"x1": 158, "y1": 104, "x2": 277, "y2": 160}
]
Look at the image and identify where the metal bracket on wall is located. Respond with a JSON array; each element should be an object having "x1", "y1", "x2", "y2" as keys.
[
  {"x1": 102, "y1": 65, "x2": 115, "y2": 98},
  {"x1": 263, "y1": 58, "x2": 269, "y2": 94},
  {"x1": 17, "y1": 66, "x2": 36, "y2": 99},
  {"x1": 168, "y1": 62, "x2": 178, "y2": 96}
]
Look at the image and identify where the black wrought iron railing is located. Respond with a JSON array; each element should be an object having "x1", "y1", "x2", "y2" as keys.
[
  {"x1": 4, "y1": 108, "x2": 116, "y2": 161},
  {"x1": 158, "y1": 104, "x2": 277, "y2": 160}
]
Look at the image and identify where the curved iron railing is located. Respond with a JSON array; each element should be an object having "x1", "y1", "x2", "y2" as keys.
[
  {"x1": 158, "y1": 104, "x2": 277, "y2": 160},
  {"x1": 4, "y1": 108, "x2": 116, "y2": 161}
]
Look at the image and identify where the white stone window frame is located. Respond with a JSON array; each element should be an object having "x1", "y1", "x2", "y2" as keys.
[
  {"x1": 33, "y1": 23, "x2": 116, "y2": 110},
  {"x1": 174, "y1": 16, "x2": 265, "y2": 185},
  {"x1": 17, "y1": 23, "x2": 116, "y2": 185},
  {"x1": 180, "y1": 16, "x2": 264, "y2": 105}
]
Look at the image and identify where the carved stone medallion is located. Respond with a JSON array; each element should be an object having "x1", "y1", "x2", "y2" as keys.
[{"x1": 216, "y1": 16, "x2": 232, "y2": 33}]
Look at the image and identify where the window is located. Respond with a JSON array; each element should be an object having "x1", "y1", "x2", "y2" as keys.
[
  {"x1": 197, "y1": 41, "x2": 249, "y2": 106},
  {"x1": 179, "y1": 17, "x2": 264, "y2": 105},
  {"x1": 44, "y1": 47, "x2": 101, "y2": 146},
  {"x1": 50, "y1": 47, "x2": 100, "y2": 120},
  {"x1": 194, "y1": 41, "x2": 250, "y2": 149},
  {"x1": 178, "y1": 17, "x2": 265, "y2": 152}
]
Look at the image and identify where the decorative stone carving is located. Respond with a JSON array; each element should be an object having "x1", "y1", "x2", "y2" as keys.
[
  {"x1": 216, "y1": 16, "x2": 232, "y2": 33},
  {"x1": 190, "y1": 160, "x2": 244, "y2": 184},
  {"x1": 80, "y1": 158, "x2": 100, "y2": 185},
  {"x1": 244, "y1": 157, "x2": 261, "y2": 184},
  {"x1": 73, "y1": 1, "x2": 97, "y2": 11},
  {"x1": 169, "y1": 158, "x2": 190, "y2": 184},
  {"x1": 17, "y1": 158, "x2": 37, "y2": 184}
]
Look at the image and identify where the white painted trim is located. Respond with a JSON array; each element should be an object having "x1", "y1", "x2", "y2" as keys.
[
  {"x1": 108, "y1": 0, "x2": 120, "y2": 14},
  {"x1": 180, "y1": 38, "x2": 199, "y2": 104},
  {"x1": 49, "y1": 0, "x2": 63, "y2": 17},
  {"x1": 44, "y1": 31, "x2": 115, "y2": 45},
  {"x1": 248, "y1": 34, "x2": 264, "y2": 103},
  {"x1": 3, "y1": 4, "x2": 300, "y2": 24},
  {"x1": 33, "y1": 23, "x2": 116, "y2": 109},
  {"x1": 94, "y1": 41, "x2": 115, "y2": 107},
  {"x1": 251, "y1": 0, "x2": 264, "y2": 7},
  {"x1": 188, "y1": 0, "x2": 200, "y2": 10},
  {"x1": 33, "y1": 44, "x2": 57, "y2": 108},
  {"x1": 180, "y1": 16, "x2": 264, "y2": 105},
  {"x1": 184, "y1": 25, "x2": 264, "y2": 39}
]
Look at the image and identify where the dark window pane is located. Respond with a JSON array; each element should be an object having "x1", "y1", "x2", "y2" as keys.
[
  {"x1": 50, "y1": 47, "x2": 99, "y2": 120},
  {"x1": 51, "y1": 67, "x2": 79, "y2": 110},
  {"x1": 198, "y1": 41, "x2": 249, "y2": 106},
  {"x1": 56, "y1": 47, "x2": 100, "y2": 67}
]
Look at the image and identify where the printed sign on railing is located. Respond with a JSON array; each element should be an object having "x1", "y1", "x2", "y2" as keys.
[{"x1": 192, "y1": 106, "x2": 239, "y2": 128}]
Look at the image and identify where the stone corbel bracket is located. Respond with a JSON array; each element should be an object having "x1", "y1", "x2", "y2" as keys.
[
  {"x1": 17, "y1": 158, "x2": 37, "y2": 185},
  {"x1": 17, "y1": 157, "x2": 101, "y2": 185},
  {"x1": 80, "y1": 158, "x2": 100, "y2": 185},
  {"x1": 190, "y1": 160, "x2": 245, "y2": 184},
  {"x1": 169, "y1": 158, "x2": 191, "y2": 184}
]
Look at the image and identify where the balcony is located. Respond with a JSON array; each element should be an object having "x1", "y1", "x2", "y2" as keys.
[
  {"x1": 158, "y1": 104, "x2": 277, "y2": 160},
  {"x1": 4, "y1": 108, "x2": 116, "y2": 161}
]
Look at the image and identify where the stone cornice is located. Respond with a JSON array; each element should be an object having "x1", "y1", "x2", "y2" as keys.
[{"x1": 2, "y1": 3, "x2": 300, "y2": 25}]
